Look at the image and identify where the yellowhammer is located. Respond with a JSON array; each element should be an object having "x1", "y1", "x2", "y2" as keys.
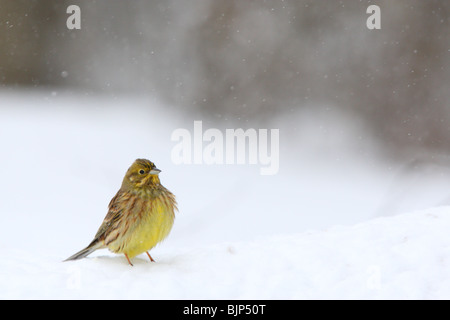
[{"x1": 65, "y1": 159, "x2": 177, "y2": 266}]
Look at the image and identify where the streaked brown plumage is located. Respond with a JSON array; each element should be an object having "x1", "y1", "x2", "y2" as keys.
[{"x1": 65, "y1": 159, "x2": 177, "y2": 266}]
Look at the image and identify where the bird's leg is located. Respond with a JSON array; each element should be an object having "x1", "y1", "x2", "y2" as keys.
[
  {"x1": 146, "y1": 251, "x2": 155, "y2": 262},
  {"x1": 124, "y1": 253, "x2": 133, "y2": 266}
]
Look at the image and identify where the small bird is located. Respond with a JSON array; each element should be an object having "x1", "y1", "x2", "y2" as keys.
[{"x1": 65, "y1": 159, "x2": 177, "y2": 266}]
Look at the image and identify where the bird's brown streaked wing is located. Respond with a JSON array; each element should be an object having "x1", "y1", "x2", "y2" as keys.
[{"x1": 92, "y1": 190, "x2": 131, "y2": 241}]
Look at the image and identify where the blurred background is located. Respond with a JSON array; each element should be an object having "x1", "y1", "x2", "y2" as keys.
[
  {"x1": 1, "y1": 0, "x2": 449, "y2": 157},
  {"x1": 1, "y1": 0, "x2": 450, "y2": 252}
]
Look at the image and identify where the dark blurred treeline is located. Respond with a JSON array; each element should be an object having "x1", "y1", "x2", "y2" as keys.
[{"x1": 0, "y1": 0, "x2": 449, "y2": 157}]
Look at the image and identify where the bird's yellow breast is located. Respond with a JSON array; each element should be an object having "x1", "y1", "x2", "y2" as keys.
[{"x1": 108, "y1": 194, "x2": 175, "y2": 259}]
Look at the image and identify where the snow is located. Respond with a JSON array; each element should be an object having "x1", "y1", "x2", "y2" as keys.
[
  {"x1": 2, "y1": 207, "x2": 450, "y2": 299},
  {"x1": 1, "y1": 91, "x2": 450, "y2": 299}
]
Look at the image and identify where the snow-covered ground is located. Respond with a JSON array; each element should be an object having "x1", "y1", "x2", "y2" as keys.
[
  {"x1": 2, "y1": 207, "x2": 450, "y2": 299},
  {"x1": 1, "y1": 91, "x2": 450, "y2": 299}
]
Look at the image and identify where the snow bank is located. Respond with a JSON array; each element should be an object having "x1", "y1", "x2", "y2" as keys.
[{"x1": 1, "y1": 207, "x2": 449, "y2": 299}]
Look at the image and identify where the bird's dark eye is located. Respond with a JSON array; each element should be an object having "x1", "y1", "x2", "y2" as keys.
[{"x1": 139, "y1": 169, "x2": 145, "y2": 174}]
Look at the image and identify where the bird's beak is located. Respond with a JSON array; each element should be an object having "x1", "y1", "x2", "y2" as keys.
[{"x1": 149, "y1": 168, "x2": 161, "y2": 175}]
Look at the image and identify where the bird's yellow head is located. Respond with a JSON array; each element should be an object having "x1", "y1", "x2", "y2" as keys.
[{"x1": 121, "y1": 159, "x2": 162, "y2": 190}]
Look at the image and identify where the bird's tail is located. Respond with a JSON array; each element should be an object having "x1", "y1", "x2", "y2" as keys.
[{"x1": 64, "y1": 241, "x2": 103, "y2": 262}]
